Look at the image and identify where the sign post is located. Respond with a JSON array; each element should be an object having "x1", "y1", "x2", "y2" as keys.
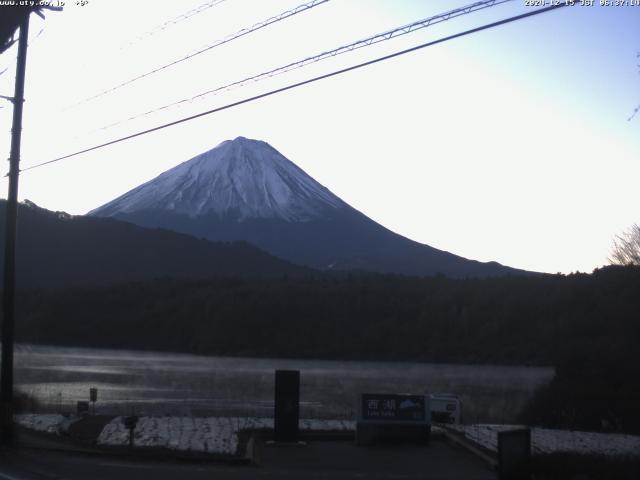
[
  {"x1": 89, "y1": 387, "x2": 97, "y2": 415},
  {"x1": 123, "y1": 416, "x2": 139, "y2": 448}
]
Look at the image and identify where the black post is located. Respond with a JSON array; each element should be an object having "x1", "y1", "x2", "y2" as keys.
[
  {"x1": 498, "y1": 429, "x2": 531, "y2": 480},
  {"x1": 274, "y1": 370, "x2": 300, "y2": 442},
  {"x1": 1, "y1": 12, "x2": 30, "y2": 444}
]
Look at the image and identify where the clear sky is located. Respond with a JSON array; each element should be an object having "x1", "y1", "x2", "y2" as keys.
[{"x1": 0, "y1": 0, "x2": 638, "y2": 274}]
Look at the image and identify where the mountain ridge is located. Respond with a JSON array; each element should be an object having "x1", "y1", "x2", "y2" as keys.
[
  {"x1": 90, "y1": 137, "x2": 532, "y2": 278},
  {"x1": 1, "y1": 200, "x2": 311, "y2": 289}
]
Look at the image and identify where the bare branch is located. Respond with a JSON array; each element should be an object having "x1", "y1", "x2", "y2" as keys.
[{"x1": 609, "y1": 223, "x2": 640, "y2": 266}]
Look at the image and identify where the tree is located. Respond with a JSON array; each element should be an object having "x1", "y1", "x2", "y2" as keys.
[{"x1": 609, "y1": 223, "x2": 640, "y2": 266}]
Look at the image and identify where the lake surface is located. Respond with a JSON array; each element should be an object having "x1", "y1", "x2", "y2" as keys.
[{"x1": 14, "y1": 344, "x2": 554, "y2": 423}]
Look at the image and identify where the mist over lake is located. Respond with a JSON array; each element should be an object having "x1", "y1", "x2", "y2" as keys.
[{"x1": 15, "y1": 344, "x2": 553, "y2": 423}]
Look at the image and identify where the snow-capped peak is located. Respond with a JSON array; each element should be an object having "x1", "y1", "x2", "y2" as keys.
[{"x1": 90, "y1": 137, "x2": 348, "y2": 222}]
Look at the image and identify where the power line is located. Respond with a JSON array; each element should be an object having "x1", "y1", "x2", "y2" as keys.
[
  {"x1": 99, "y1": 0, "x2": 513, "y2": 132},
  {"x1": 71, "y1": 0, "x2": 329, "y2": 107},
  {"x1": 120, "y1": 0, "x2": 227, "y2": 50},
  {"x1": 20, "y1": 2, "x2": 573, "y2": 174}
]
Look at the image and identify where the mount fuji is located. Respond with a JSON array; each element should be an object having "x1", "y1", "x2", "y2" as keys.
[{"x1": 89, "y1": 137, "x2": 526, "y2": 277}]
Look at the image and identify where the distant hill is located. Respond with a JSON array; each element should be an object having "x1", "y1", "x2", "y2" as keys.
[
  {"x1": 0, "y1": 200, "x2": 311, "y2": 288},
  {"x1": 90, "y1": 136, "x2": 531, "y2": 278}
]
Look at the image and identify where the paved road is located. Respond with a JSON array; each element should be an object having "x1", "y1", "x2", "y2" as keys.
[
  {"x1": 256, "y1": 438, "x2": 497, "y2": 479},
  {"x1": 0, "y1": 438, "x2": 496, "y2": 480}
]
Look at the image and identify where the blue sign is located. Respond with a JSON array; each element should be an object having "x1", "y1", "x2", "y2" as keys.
[{"x1": 360, "y1": 394, "x2": 427, "y2": 423}]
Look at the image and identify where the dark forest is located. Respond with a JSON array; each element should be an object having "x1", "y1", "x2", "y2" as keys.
[{"x1": 11, "y1": 265, "x2": 640, "y2": 433}]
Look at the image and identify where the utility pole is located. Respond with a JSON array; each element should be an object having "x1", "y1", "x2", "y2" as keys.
[{"x1": 1, "y1": 11, "x2": 30, "y2": 444}]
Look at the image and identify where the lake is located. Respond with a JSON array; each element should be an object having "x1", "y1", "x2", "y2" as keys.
[{"x1": 14, "y1": 344, "x2": 554, "y2": 423}]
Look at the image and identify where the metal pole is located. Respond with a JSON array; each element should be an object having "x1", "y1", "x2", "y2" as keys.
[{"x1": 1, "y1": 12, "x2": 30, "y2": 444}]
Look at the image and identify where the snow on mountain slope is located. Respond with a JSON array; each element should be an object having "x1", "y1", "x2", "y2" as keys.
[{"x1": 90, "y1": 137, "x2": 347, "y2": 222}]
